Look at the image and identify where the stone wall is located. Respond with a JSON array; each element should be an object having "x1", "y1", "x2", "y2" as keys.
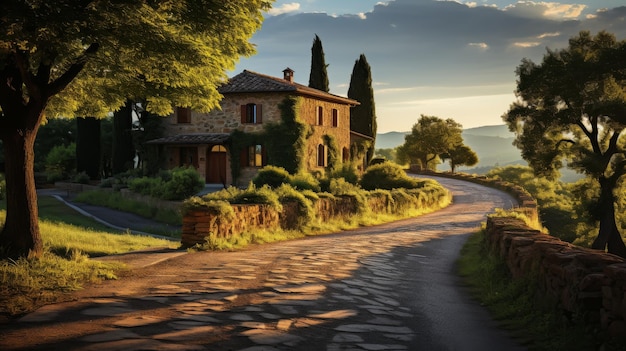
[{"x1": 418, "y1": 171, "x2": 626, "y2": 344}]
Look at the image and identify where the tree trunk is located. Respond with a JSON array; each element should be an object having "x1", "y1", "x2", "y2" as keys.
[
  {"x1": 591, "y1": 177, "x2": 626, "y2": 257},
  {"x1": 76, "y1": 117, "x2": 101, "y2": 180},
  {"x1": 0, "y1": 129, "x2": 42, "y2": 259},
  {"x1": 112, "y1": 99, "x2": 135, "y2": 174}
]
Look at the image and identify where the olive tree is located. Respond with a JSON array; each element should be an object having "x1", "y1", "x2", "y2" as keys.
[{"x1": 503, "y1": 31, "x2": 626, "y2": 257}]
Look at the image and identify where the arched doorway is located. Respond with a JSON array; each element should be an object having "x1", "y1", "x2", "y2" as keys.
[{"x1": 206, "y1": 145, "x2": 227, "y2": 184}]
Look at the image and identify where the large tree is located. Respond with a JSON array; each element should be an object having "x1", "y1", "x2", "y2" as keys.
[
  {"x1": 112, "y1": 100, "x2": 136, "y2": 174},
  {"x1": 348, "y1": 54, "x2": 377, "y2": 163},
  {"x1": 503, "y1": 31, "x2": 626, "y2": 257},
  {"x1": 0, "y1": 0, "x2": 272, "y2": 258},
  {"x1": 397, "y1": 115, "x2": 463, "y2": 171},
  {"x1": 308, "y1": 34, "x2": 329, "y2": 93}
]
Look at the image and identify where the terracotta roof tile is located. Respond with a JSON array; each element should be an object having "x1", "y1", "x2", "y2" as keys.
[{"x1": 218, "y1": 70, "x2": 359, "y2": 106}]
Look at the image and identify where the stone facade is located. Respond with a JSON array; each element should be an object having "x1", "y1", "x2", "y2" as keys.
[{"x1": 153, "y1": 69, "x2": 362, "y2": 186}]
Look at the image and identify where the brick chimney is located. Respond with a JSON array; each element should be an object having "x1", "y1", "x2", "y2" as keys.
[{"x1": 283, "y1": 67, "x2": 294, "y2": 83}]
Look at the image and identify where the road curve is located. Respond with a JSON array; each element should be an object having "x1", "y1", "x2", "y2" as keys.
[{"x1": 0, "y1": 176, "x2": 526, "y2": 350}]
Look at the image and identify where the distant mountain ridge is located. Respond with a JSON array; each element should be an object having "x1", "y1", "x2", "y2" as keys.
[{"x1": 376, "y1": 124, "x2": 524, "y2": 173}]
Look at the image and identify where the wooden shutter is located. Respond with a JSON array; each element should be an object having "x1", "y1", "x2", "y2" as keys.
[
  {"x1": 256, "y1": 104, "x2": 262, "y2": 124},
  {"x1": 241, "y1": 105, "x2": 246, "y2": 123}
]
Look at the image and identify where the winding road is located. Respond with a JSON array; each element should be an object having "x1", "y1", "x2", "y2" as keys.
[{"x1": 0, "y1": 176, "x2": 526, "y2": 350}]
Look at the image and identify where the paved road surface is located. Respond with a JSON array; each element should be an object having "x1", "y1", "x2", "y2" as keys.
[{"x1": 0, "y1": 176, "x2": 525, "y2": 350}]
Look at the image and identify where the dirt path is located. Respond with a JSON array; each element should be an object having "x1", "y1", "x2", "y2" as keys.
[{"x1": 0, "y1": 176, "x2": 525, "y2": 350}]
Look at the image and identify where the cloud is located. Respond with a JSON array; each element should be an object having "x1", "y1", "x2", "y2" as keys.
[
  {"x1": 267, "y1": 2, "x2": 301, "y2": 16},
  {"x1": 537, "y1": 31, "x2": 560, "y2": 38},
  {"x1": 504, "y1": 1, "x2": 587, "y2": 20},
  {"x1": 468, "y1": 42, "x2": 489, "y2": 49},
  {"x1": 513, "y1": 42, "x2": 542, "y2": 48}
]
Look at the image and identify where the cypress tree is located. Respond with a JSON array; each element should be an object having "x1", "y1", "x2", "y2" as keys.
[
  {"x1": 308, "y1": 34, "x2": 330, "y2": 92},
  {"x1": 347, "y1": 54, "x2": 377, "y2": 163},
  {"x1": 76, "y1": 117, "x2": 101, "y2": 180},
  {"x1": 112, "y1": 99, "x2": 136, "y2": 174}
]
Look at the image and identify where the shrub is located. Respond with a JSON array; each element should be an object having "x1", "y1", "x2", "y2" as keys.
[
  {"x1": 289, "y1": 172, "x2": 320, "y2": 192},
  {"x1": 128, "y1": 177, "x2": 163, "y2": 197},
  {"x1": 328, "y1": 163, "x2": 359, "y2": 185},
  {"x1": 275, "y1": 184, "x2": 314, "y2": 224},
  {"x1": 252, "y1": 165, "x2": 292, "y2": 188},
  {"x1": 161, "y1": 167, "x2": 204, "y2": 200},
  {"x1": 360, "y1": 162, "x2": 419, "y2": 190},
  {"x1": 45, "y1": 143, "x2": 76, "y2": 180},
  {"x1": 231, "y1": 184, "x2": 282, "y2": 212},
  {"x1": 72, "y1": 171, "x2": 91, "y2": 184}
]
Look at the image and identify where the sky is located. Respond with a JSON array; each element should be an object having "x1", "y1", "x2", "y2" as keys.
[{"x1": 233, "y1": 0, "x2": 626, "y2": 133}]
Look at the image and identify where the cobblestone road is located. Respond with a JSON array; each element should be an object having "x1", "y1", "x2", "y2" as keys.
[{"x1": 0, "y1": 176, "x2": 526, "y2": 350}]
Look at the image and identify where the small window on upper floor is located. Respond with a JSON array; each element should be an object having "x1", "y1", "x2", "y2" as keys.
[
  {"x1": 177, "y1": 107, "x2": 191, "y2": 124},
  {"x1": 317, "y1": 106, "x2": 323, "y2": 125},
  {"x1": 332, "y1": 109, "x2": 338, "y2": 127},
  {"x1": 241, "y1": 103, "x2": 263, "y2": 124}
]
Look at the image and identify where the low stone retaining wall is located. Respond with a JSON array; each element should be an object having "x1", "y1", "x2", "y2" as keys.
[
  {"x1": 485, "y1": 216, "x2": 626, "y2": 343},
  {"x1": 418, "y1": 170, "x2": 626, "y2": 343}
]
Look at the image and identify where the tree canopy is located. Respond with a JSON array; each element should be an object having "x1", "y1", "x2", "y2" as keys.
[
  {"x1": 397, "y1": 115, "x2": 463, "y2": 171},
  {"x1": 441, "y1": 144, "x2": 478, "y2": 173},
  {"x1": 503, "y1": 30, "x2": 626, "y2": 257},
  {"x1": 348, "y1": 54, "x2": 377, "y2": 163},
  {"x1": 0, "y1": 0, "x2": 273, "y2": 258},
  {"x1": 308, "y1": 34, "x2": 329, "y2": 93}
]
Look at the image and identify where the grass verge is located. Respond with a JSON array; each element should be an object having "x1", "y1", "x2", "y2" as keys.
[
  {"x1": 74, "y1": 190, "x2": 182, "y2": 227},
  {"x1": 0, "y1": 207, "x2": 177, "y2": 318},
  {"x1": 457, "y1": 229, "x2": 598, "y2": 350}
]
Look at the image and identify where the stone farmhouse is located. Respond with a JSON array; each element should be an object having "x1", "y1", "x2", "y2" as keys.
[{"x1": 147, "y1": 68, "x2": 373, "y2": 186}]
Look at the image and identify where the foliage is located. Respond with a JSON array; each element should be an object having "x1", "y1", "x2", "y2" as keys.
[
  {"x1": 264, "y1": 96, "x2": 312, "y2": 174},
  {"x1": 348, "y1": 54, "x2": 377, "y2": 162},
  {"x1": 35, "y1": 118, "x2": 76, "y2": 172},
  {"x1": 360, "y1": 162, "x2": 419, "y2": 190},
  {"x1": 289, "y1": 172, "x2": 321, "y2": 192},
  {"x1": 323, "y1": 134, "x2": 340, "y2": 171},
  {"x1": 231, "y1": 184, "x2": 282, "y2": 212},
  {"x1": 275, "y1": 184, "x2": 315, "y2": 225},
  {"x1": 252, "y1": 165, "x2": 292, "y2": 188},
  {"x1": 308, "y1": 34, "x2": 329, "y2": 93},
  {"x1": 0, "y1": 0, "x2": 273, "y2": 258},
  {"x1": 45, "y1": 142, "x2": 76, "y2": 181},
  {"x1": 327, "y1": 163, "x2": 360, "y2": 185},
  {"x1": 0, "y1": 208, "x2": 175, "y2": 316},
  {"x1": 182, "y1": 198, "x2": 234, "y2": 219},
  {"x1": 441, "y1": 144, "x2": 478, "y2": 173},
  {"x1": 487, "y1": 166, "x2": 577, "y2": 241},
  {"x1": 374, "y1": 149, "x2": 396, "y2": 163},
  {"x1": 128, "y1": 167, "x2": 204, "y2": 201},
  {"x1": 75, "y1": 191, "x2": 182, "y2": 227},
  {"x1": 502, "y1": 30, "x2": 626, "y2": 256},
  {"x1": 397, "y1": 115, "x2": 463, "y2": 171},
  {"x1": 72, "y1": 171, "x2": 91, "y2": 184}
]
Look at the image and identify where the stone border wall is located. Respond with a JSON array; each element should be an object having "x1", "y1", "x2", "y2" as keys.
[{"x1": 413, "y1": 170, "x2": 626, "y2": 343}]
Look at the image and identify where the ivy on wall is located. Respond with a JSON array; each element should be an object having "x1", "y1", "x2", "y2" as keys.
[
  {"x1": 323, "y1": 134, "x2": 339, "y2": 171},
  {"x1": 229, "y1": 96, "x2": 312, "y2": 182}
]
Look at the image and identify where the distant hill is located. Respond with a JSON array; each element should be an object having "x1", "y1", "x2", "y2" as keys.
[{"x1": 375, "y1": 125, "x2": 523, "y2": 173}]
